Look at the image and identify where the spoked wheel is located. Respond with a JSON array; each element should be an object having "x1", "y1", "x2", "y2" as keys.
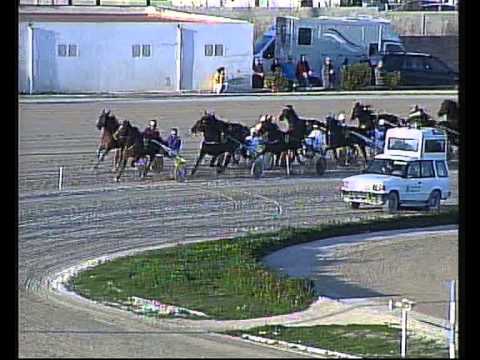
[
  {"x1": 251, "y1": 156, "x2": 265, "y2": 179},
  {"x1": 315, "y1": 156, "x2": 327, "y2": 176},
  {"x1": 263, "y1": 153, "x2": 274, "y2": 170}
]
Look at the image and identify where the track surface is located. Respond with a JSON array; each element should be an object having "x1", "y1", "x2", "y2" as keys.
[{"x1": 19, "y1": 95, "x2": 458, "y2": 358}]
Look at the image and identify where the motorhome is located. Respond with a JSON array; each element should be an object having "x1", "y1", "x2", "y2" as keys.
[{"x1": 254, "y1": 15, "x2": 404, "y2": 80}]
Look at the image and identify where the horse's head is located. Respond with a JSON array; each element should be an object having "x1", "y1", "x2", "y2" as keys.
[
  {"x1": 96, "y1": 109, "x2": 111, "y2": 130},
  {"x1": 278, "y1": 105, "x2": 298, "y2": 124},
  {"x1": 438, "y1": 99, "x2": 458, "y2": 119},
  {"x1": 191, "y1": 111, "x2": 216, "y2": 135}
]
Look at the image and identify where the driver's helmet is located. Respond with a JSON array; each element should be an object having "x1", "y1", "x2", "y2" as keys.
[
  {"x1": 337, "y1": 112, "x2": 346, "y2": 122},
  {"x1": 149, "y1": 119, "x2": 157, "y2": 128},
  {"x1": 378, "y1": 119, "x2": 385, "y2": 127},
  {"x1": 250, "y1": 127, "x2": 257, "y2": 137},
  {"x1": 259, "y1": 114, "x2": 268, "y2": 123}
]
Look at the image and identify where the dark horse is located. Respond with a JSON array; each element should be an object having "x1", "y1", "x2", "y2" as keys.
[
  {"x1": 350, "y1": 102, "x2": 404, "y2": 130},
  {"x1": 112, "y1": 120, "x2": 157, "y2": 182},
  {"x1": 190, "y1": 112, "x2": 248, "y2": 176},
  {"x1": 255, "y1": 113, "x2": 305, "y2": 171},
  {"x1": 437, "y1": 99, "x2": 460, "y2": 146},
  {"x1": 278, "y1": 104, "x2": 369, "y2": 166},
  {"x1": 94, "y1": 109, "x2": 122, "y2": 170}
]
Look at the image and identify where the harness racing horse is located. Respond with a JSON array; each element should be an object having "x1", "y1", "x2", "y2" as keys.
[
  {"x1": 94, "y1": 109, "x2": 122, "y2": 170},
  {"x1": 112, "y1": 120, "x2": 157, "y2": 182},
  {"x1": 324, "y1": 116, "x2": 370, "y2": 166},
  {"x1": 350, "y1": 102, "x2": 404, "y2": 130},
  {"x1": 190, "y1": 112, "x2": 246, "y2": 176},
  {"x1": 437, "y1": 99, "x2": 460, "y2": 146}
]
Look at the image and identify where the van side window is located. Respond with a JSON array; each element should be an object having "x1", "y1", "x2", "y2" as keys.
[
  {"x1": 435, "y1": 161, "x2": 449, "y2": 177},
  {"x1": 420, "y1": 161, "x2": 435, "y2": 178},
  {"x1": 406, "y1": 162, "x2": 421, "y2": 178},
  {"x1": 298, "y1": 28, "x2": 312, "y2": 46}
]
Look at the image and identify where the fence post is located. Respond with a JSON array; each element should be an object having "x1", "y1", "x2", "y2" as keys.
[
  {"x1": 58, "y1": 167, "x2": 63, "y2": 191},
  {"x1": 449, "y1": 280, "x2": 456, "y2": 359}
]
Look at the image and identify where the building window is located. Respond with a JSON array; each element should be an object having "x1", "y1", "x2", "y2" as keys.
[
  {"x1": 142, "y1": 44, "x2": 151, "y2": 57},
  {"x1": 205, "y1": 44, "x2": 214, "y2": 56},
  {"x1": 215, "y1": 44, "x2": 224, "y2": 56},
  {"x1": 57, "y1": 44, "x2": 67, "y2": 57},
  {"x1": 132, "y1": 44, "x2": 141, "y2": 58},
  {"x1": 68, "y1": 44, "x2": 78, "y2": 57},
  {"x1": 298, "y1": 28, "x2": 312, "y2": 46}
]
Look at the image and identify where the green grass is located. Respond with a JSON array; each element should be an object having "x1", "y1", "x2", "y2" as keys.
[
  {"x1": 226, "y1": 324, "x2": 449, "y2": 358},
  {"x1": 70, "y1": 208, "x2": 458, "y2": 320}
]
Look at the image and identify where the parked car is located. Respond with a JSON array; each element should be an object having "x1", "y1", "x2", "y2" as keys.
[{"x1": 370, "y1": 52, "x2": 458, "y2": 87}]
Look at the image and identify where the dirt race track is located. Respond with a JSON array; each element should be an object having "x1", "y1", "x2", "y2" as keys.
[{"x1": 18, "y1": 95, "x2": 458, "y2": 358}]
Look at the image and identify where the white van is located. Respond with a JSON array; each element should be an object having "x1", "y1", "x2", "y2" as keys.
[{"x1": 340, "y1": 127, "x2": 450, "y2": 213}]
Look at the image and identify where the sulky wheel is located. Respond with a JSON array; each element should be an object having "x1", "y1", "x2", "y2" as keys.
[
  {"x1": 315, "y1": 157, "x2": 327, "y2": 176},
  {"x1": 251, "y1": 156, "x2": 265, "y2": 179}
]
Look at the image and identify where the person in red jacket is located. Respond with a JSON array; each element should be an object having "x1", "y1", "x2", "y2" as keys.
[
  {"x1": 296, "y1": 55, "x2": 312, "y2": 89},
  {"x1": 143, "y1": 120, "x2": 167, "y2": 154}
]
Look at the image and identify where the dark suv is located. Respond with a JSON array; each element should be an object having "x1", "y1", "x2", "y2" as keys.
[{"x1": 371, "y1": 52, "x2": 458, "y2": 87}]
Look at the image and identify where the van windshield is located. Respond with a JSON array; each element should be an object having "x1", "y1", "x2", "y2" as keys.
[
  {"x1": 254, "y1": 36, "x2": 274, "y2": 54},
  {"x1": 365, "y1": 159, "x2": 407, "y2": 177}
]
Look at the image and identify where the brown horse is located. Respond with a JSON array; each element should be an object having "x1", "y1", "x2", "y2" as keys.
[
  {"x1": 94, "y1": 109, "x2": 122, "y2": 171},
  {"x1": 112, "y1": 120, "x2": 155, "y2": 182}
]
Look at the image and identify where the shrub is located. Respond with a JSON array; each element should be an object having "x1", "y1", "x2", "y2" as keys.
[
  {"x1": 341, "y1": 63, "x2": 372, "y2": 91},
  {"x1": 383, "y1": 71, "x2": 401, "y2": 89}
]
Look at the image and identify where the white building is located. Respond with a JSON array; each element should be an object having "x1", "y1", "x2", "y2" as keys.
[
  {"x1": 18, "y1": 6, "x2": 254, "y2": 93},
  {"x1": 169, "y1": 0, "x2": 341, "y2": 8}
]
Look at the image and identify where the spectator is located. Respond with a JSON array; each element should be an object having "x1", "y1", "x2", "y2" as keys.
[
  {"x1": 270, "y1": 58, "x2": 282, "y2": 74},
  {"x1": 213, "y1": 67, "x2": 227, "y2": 94},
  {"x1": 296, "y1": 55, "x2": 312, "y2": 88},
  {"x1": 252, "y1": 58, "x2": 265, "y2": 89},
  {"x1": 322, "y1": 57, "x2": 335, "y2": 90},
  {"x1": 374, "y1": 60, "x2": 386, "y2": 87},
  {"x1": 281, "y1": 57, "x2": 297, "y2": 92}
]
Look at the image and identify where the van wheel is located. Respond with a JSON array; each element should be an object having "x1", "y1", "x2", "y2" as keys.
[
  {"x1": 383, "y1": 192, "x2": 399, "y2": 214},
  {"x1": 350, "y1": 202, "x2": 360, "y2": 209},
  {"x1": 427, "y1": 190, "x2": 441, "y2": 212}
]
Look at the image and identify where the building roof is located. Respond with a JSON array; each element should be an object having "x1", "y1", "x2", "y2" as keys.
[{"x1": 19, "y1": 5, "x2": 249, "y2": 24}]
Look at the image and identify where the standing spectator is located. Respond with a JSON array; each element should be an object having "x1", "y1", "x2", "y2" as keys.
[
  {"x1": 296, "y1": 55, "x2": 312, "y2": 89},
  {"x1": 374, "y1": 60, "x2": 386, "y2": 87},
  {"x1": 252, "y1": 58, "x2": 265, "y2": 89},
  {"x1": 270, "y1": 58, "x2": 282, "y2": 74},
  {"x1": 281, "y1": 57, "x2": 297, "y2": 92},
  {"x1": 213, "y1": 67, "x2": 227, "y2": 94},
  {"x1": 322, "y1": 57, "x2": 336, "y2": 90}
]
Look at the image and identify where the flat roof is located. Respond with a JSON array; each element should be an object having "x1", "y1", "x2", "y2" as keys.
[{"x1": 19, "y1": 6, "x2": 249, "y2": 24}]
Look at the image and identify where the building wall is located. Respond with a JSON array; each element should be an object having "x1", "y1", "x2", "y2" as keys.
[
  {"x1": 182, "y1": 23, "x2": 253, "y2": 90},
  {"x1": 18, "y1": 21, "x2": 253, "y2": 93}
]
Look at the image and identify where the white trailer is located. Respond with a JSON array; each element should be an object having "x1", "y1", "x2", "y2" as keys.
[{"x1": 254, "y1": 15, "x2": 404, "y2": 77}]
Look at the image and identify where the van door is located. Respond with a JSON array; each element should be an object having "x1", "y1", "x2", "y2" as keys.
[
  {"x1": 419, "y1": 160, "x2": 437, "y2": 202},
  {"x1": 403, "y1": 161, "x2": 423, "y2": 202}
]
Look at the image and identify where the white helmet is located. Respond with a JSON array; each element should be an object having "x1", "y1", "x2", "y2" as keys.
[
  {"x1": 378, "y1": 119, "x2": 385, "y2": 126},
  {"x1": 250, "y1": 127, "x2": 256, "y2": 136},
  {"x1": 337, "y1": 112, "x2": 346, "y2": 121},
  {"x1": 259, "y1": 114, "x2": 268, "y2": 122}
]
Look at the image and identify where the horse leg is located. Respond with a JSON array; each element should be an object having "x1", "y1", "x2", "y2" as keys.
[
  {"x1": 191, "y1": 151, "x2": 205, "y2": 176},
  {"x1": 113, "y1": 149, "x2": 121, "y2": 172},
  {"x1": 217, "y1": 152, "x2": 231, "y2": 174},
  {"x1": 359, "y1": 145, "x2": 368, "y2": 167},
  {"x1": 115, "y1": 154, "x2": 127, "y2": 182},
  {"x1": 210, "y1": 155, "x2": 217, "y2": 167}
]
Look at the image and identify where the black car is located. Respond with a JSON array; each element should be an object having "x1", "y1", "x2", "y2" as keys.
[{"x1": 371, "y1": 52, "x2": 458, "y2": 87}]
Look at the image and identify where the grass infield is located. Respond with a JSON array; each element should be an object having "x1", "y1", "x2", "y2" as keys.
[
  {"x1": 70, "y1": 208, "x2": 458, "y2": 320},
  {"x1": 226, "y1": 324, "x2": 449, "y2": 358}
]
